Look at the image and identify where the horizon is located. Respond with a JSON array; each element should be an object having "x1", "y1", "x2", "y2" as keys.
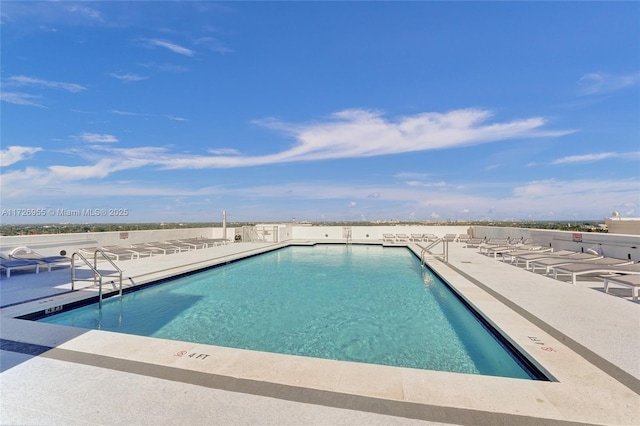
[
  {"x1": 0, "y1": 218, "x2": 608, "y2": 227},
  {"x1": 1, "y1": 2, "x2": 639, "y2": 224}
]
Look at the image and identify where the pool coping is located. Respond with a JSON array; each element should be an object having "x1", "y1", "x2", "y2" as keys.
[{"x1": 1, "y1": 241, "x2": 639, "y2": 424}]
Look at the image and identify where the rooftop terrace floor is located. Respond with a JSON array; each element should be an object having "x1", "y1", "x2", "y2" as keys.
[{"x1": 1, "y1": 241, "x2": 639, "y2": 425}]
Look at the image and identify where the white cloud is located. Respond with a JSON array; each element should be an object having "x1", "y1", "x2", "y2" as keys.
[
  {"x1": 110, "y1": 73, "x2": 148, "y2": 82},
  {"x1": 0, "y1": 91, "x2": 46, "y2": 107},
  {"x1": 141, "y1": 62, "x2": 189, "y2": 73},
  {"x1": 512, "y1": 178, "x2": 630, "y2": 199},
  {"x1": 79, "y1": 133, "x2": 118, "y2": 143},
  {"x1": 208, "y1": 148, "x2": 241, "y2": 155},
  {"x1": 552, "y1": 151, "x2": 640, "y2": 165},
  {"x1": 0, "y1": 108, "x2": 577, "y2": 191},
  {"x1": 109, "y1": 110, "x2": 186, "y2": 121},
  {"x1": 165, "y1": 114, "x2": 187, "y2": 121},
  {"x1": 162, "y1": 108, "x2": 574, "y2": 169},
  {"x1": 0, "y1": 146, "x2": 43, "y2": 166},
  {"x1": 0, "y1": 108, "x2": 597, "y2": 220},
  {"x1": 1, "y1": 159, "x2": 637, "y2": 221},
  {"x1": 109, "y1": 110, "x2": 144, "y2": 116},
  {"x1": 193, "y1": 36, "x2": 233, "y2": 54},
  {"x1": 6, "y1": 75, "x2": 86, "y2": 92},
  {"x1": 66, "y1": 5, "x2": 102, "y2": 21},
  {"x1": 145, "y1": 38, "x2": 196, "y2": 56},
  {"x1": 394, "y1": 172, "x2": 429, "y2": 179},
  {"x1": 577, "y1": 72, "x2": 640, "y2": 96},
  {"x1": 405, "y1": 180, "x2": 447, "y2": 188}
]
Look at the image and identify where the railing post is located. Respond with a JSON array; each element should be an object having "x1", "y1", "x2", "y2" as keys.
[
  {"x1": 71, "y1": 253, "x2": 76, "y2": 290},
  {"x1": 70, "y1": 249, "x2": 124, "y2": 309},
  {"x1": 98, "y1": 276, "x2": 103, "y2": 308}
]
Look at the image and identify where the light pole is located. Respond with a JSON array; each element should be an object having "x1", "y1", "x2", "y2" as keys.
[{"x1": 222, "y1": 210, "x2": 227, "y2": 240}]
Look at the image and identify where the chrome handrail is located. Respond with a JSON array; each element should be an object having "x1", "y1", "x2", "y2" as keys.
[
  {"x1": 420, "y1": 238, "x2": 448, "y2": 265},
  {"x1": 71, "y1": 249, "x2": 123, "y2": 308}
]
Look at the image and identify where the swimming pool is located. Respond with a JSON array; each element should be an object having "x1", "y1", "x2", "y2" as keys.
[{"x1": 38, "y1": 245, "x2": 543, "y2": 379}]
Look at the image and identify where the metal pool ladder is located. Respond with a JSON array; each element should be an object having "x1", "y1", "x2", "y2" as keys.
[
  {"x1": 71, "y1": 249, "x2": 123, "y2": 308},
  {"x1": 420, "y1": 238, "x2": 448, "y2": 265}
]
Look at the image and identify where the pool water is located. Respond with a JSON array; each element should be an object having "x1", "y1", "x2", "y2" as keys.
[{"x1": 39, "y1": 245, "x2": 539, "y2": 379}]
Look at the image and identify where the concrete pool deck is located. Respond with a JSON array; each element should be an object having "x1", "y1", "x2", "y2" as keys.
[{"x1": 1, "y1": 241, "x2": 639, "y2": 425}]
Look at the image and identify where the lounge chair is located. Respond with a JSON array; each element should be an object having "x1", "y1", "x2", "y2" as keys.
[
  {"x1": 182, "y1": 238, "x2": 227, "y2": 248},
  {"x1": 165, "y1": 240, "x2": 197, "y2": 251},
  {"x1": 485, "y1": 243, "x2": 545, "y2": 259},
  {"x1": 395, "y1": 234, "x2": 410, "y2": 242},
  {"x1": 500, "y1": 247, "x2": 552, "y2": 262},
  {"x1": 552, "y1": 262, "x2": 640, "y2": 285},
  {"x1": 171, "y1": 239, "x2": 208, "y2": 250},
  {"x1": 410, "y1": 234, "x2": 423, "y2": 242},
  {"x1": 530, "y1": 253, "x2": 612, "y2": 275},
  {"x1": 444, "y1": 234, "x2": 458, "y2": 242},
  {"x1": 479, "y1": 238, "x2": 510, "y2": 254},
  {"x1": 210, "y1": 238, "x2": 231, "y2": 246},
  {"x1": 79, "y1": 246, "x2": 138, "y2": 261},
  {"x1": 382, "y1": 234, "x2": 396, "y2": 243},
  {"x1": 463, "y1": 238, "x2": 485, "y2": 248},
  {"x1": 9, "y1": 247, "x2": 70, "y2": 272},
  {"x1": 457, "y1": 234, "x2": 471, "y2": 243},
  {"x1": 603, "y1": 275, "x2": 640, "y2": 301},
  {"x1": 128, "y1": 243, "x2": 168, "y2": 256},
  {"x1": 137, "y1": 242, "x2": 182, "y2": 254},
  {"x1": 511, "y1": 250, "x2": 583, "y2": 269},
  {"x1": 422, "y1": 234, "x2": 439, "y2": 242},
  {"x1": 104, "y1": 245, "x2": 154, "y2": 258},
  {"x1": 0, "y1": 254, "x2": 40, "y2": 278}
]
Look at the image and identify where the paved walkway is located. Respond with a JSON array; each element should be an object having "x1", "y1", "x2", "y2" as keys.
[
  {"x1": 436, "y1": 243, "x2": 640, "y2": 388},
  {"x1": 1, "y1": 240, "x2": 639, "y2": 425}
]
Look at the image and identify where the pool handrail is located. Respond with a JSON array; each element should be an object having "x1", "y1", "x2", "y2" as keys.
[
  {"x1": 420, "y1": 238, "x2": 448, "y2": 264},
  {"x1": 71, "y1": 249, "x2": 123, "y2": 307}
]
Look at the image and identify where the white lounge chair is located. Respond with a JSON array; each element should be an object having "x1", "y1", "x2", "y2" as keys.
[
  {"x1": 457, "y1": 234, "x2": 471, "y2": 243},
  {"x1": 410, "y1": 234, "x2": 423, "y2": 242},
  {"x1": 165, "y1": 240, "x2": 197, "y2": 251},
  {"x1": 500, "y1": 247, "x2": 552, "y2": 262},
  {"x1": 395, "y1": 234, "x2": 410, "y2": 242},
  {"x1": 603, "y1": 274, "x2": 640, "y2": 301},
  {"x1": 382, "y1": 234, "x2": 396, "y2": 243},
  {"x1": 463, "y1": 238, "x2": 485, "y2": 248},
  {"x1": 486, "y1": 243, "x2": 545, "y2": 259},
  {"x1": 511, "y1": 250, "x2": 583, "y2": 269},
  {"x1": 139, "y1": 242, "x2": 183, "y2": 254},
  {"x1": 530, "y1": 253, "x2": 612, "y2": 275},
  {"x1": 422, "y1": 234, "x2": 439, "y2": 242},
  {"x1": 185, "y1": 238, "x2": 229, "y2": 247},
  {"x1": 552, "y1": 262, "x2": 640, "y2": 285},
  {"x1": 479, "y1": 238, "x2": 510, "y2": 254},
  {"x1": 444, "y1": 234, "x2": 458, "y2": 242},
  {"x1": 172, "y1": 239, "x2": 208, "y2": 249},
  {"x1": 79, "y1": 246, "x2": 138, "y2": 261}
]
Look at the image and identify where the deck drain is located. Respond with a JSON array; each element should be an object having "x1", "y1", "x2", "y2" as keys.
[{"x1": 461, "y1": 261, "x2": 472, "y2": 263}]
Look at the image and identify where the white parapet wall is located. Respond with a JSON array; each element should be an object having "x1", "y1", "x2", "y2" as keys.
[
  {"x1": 2, "y1": 224, "x2": 637, "y2": 261},
  {"x1": 275, "y1": 224, "x2": 473, "y2": 241},
  {"x1": 470, "y1": 226, "x2": 640, "y2": 261},
  {"x1": 0, "y1": 227, "x2": 229, "y2": 257}
]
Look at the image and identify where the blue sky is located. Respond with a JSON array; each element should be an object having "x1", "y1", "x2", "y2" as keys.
[{"x1": 1, "y1": 1, "x2": 639, "y2": 224}]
